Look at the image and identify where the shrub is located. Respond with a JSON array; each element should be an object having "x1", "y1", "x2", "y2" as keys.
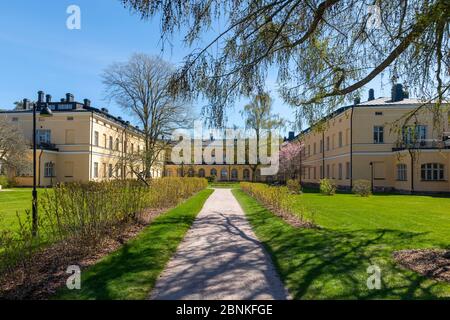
[
  {"x1": 320, "y1": 179, "x2": 336, "y2": 195},
  {"x1": 286, "y1": 179, "x2": 302, "y2": 194},
  {"x1": 0, "y1": 177, "x2": 207, "y2": 275},
  {"x1": 240, "y1": 182, "x2": 316, "y2": 228},
  {"x1": 0, "y1": 176, "x2": 10, "y2": 188},
  {"x1": 352, "y1": 179, "x2": 372, "y2": 197}
]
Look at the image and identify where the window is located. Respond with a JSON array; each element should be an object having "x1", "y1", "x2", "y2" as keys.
[
  {"x1": 373, "y1": 126, "x2": 384, "y2": 144},
  {"x1": 64, "y1": 162, "x2": 74, "y2": 178},
  {"x1": 103, "y1": 134, "x2": 107, "y2": 148},
  {"x1": 421, "y1": 163, "x2": 444, "y2": 181},
  {"x1": 67, "y1": 116, "x2": 74, "y2": 121},
  {"x1": 131, "y1": 143, "x2": 134, "y2": 154},
  {"x1": 346, "y1": 129, "x2": 350, "y2": 145},
  {"x1": 102, "y1": 163, "x2": 107, "y2": 178},
  {"x1": 94, "y1": 162, "x2": 99, "y2": 178},
  {"x1": 338, "y1": 163, "x2": 343, "y2": 180},
  {"x1": 109, "y1": 136, "x2": 113, "y2": 150},
  {"x1": 12, "y1": 117, "x2": 18, "y2": 122},
  {"x1": 326, "y1": 164, "x2": 330, "y2": 178},
  {"x1": 403, "y1": 125, "x2": 427, "y2": 145},
  {"x1": 320, "y1": 140, "x2": 323, "y2": 153},
  {"x1": 397, "y1": 164, "x2": 407, "y2": 181},
  {"x1": 198, "y1": 168, "x2": 205, "y2": 177},
  {"x1": 375, "y1": 112, "x2": 383, "y2": 116},
  {"x1": 332, "y1": 134, "x2": 335, "y2": 149},
  {"x1": 65, "y1": 129, "x2": 75, "y2": 144},
  {"x1": 231, "y1": 169, "x2": 238, "y2": 180},
  {"x1": 243, "y1": 169, "x2": 250, "y2": 180},
  {"x1": 320, "y1": 165, "x2": 323, "y2": 179},
  {"x1": 332, "y1": 164, "x2": 336, "y2": 179},
  {"x1": 94, "y1": 131, "x2": 99, "y2": 146},
  {"x1": 307, "y1": 145, "x2": 310, "y2": 156},
  {"x1": 210, "y1": 168, "x2": 217, "y2": 177},
  {"x1": 313, "y1": 143, "x2": 317, "y2": 155},
  {"x1": 36, "y1": 129, "x2": 51, "y2": 144},
  {"x1": 346, "y1": 162, "x2": 350, "y2": 179},
  {"x1": 221, "y1": 168, "x2": 228, "y2": 180},
  {"x1": 108, "y1": 164, "x2": 113, "y2": 178},
  {"x1": 313, "y1": 167, "x2": 316, "y2": 180},
  {"x1": 44, "y1": 162, "x2": 55, "y2": 178},
  {"x1": 326, "y1": 137, "x2": 330, "y2": 151},
  {"x1": 338, "y1": 132, "x2": 343, "y2": 148},
  {"x1": 115, "y1": 138, "x2": 120, "y2": 151}
]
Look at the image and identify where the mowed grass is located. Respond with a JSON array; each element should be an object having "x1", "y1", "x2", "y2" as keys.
[
  {"x1": 233, "y1": 188, "x2": 450, "y2": 299},
  {"x1": 0, "y1": 188, "x2": 53, "y2": 231},
  {"x1": 55, "y1": 188, "x2": 213, "y2": 300}
]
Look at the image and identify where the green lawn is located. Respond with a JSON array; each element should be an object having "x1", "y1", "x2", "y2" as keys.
[
  {"x1": 233, "y1": 188, "x2": 450, "y2": 299},
  {"x1": 0, "y1": 188, "x2": 52, "y2": 231},
  {"x1": 55, "y1": 188, "x2": 213, "y2": 300}
]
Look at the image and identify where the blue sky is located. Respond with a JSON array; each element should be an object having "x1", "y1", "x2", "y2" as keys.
[{"x1": 0, "y1": 0, "x2": 394, "y2": 135}]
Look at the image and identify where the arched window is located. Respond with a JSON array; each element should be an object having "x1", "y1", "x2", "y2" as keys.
[
  {"x1": 44, "y1": 162, "x2": 55, "y2": 178},
  {"x1": 396, "y1": 164, "x2": 407, "y2": 181},
  {"x1": 421, "y1": 163, "x2": 444, "y2": 181},
  {"x1": 243, "y1": 169, "x2": 250, "y2": 180},
  {"x1": 210, "y1": 168, "x2": 217, "y2": 177},
  {"x1": 198, "y1": 168, "x2": 205, "y2": 177},
  {"x1": 221, "y1": 168, "x2": 228, "y2": 180},
  {"x1": 231, "y1": 169, "x2": 238, "y2": 180},
  {"x1": 188, "y1": 168, "x2": 195, "y2": 177}
]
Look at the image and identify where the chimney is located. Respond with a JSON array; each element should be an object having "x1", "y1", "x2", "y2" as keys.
[
  {"x1": 288, "y1": 131, "x2": 295, "y2": 140},
  {"x1": 354, "y1": 97, "x2": 361, "y2": 105},
  {"x1": 37, "y1": 91, "x2": 45, "y2": 103},
  {"x1": 45, "y1": 94, "x2": 52, "y2": 103},
  {"x1": 22, "y1": 99, "x2": 29, "y2": 110},
  {"x1": 60, "y1": 98, "x2": 65, "y2": 102},
  {"x1": 65, "y1": 93, "x2": 74, "y2": 103},
  {"x1": 83, "y1": 99, "x2": 91, "y2": 107},
  {"x1": 101, "y1": 108, "x2": 109, "y2": 113},
  {"x1": 391, "y1": 84, "x2": 404, "y2": 102},
  {"x1": 368, "y1": 88, "x2": 375, "y2": 101}
]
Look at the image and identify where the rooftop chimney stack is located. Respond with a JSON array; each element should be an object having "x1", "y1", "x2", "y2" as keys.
[
  {"x1": 66, "y1": 93, "x2": 74, "y2": 103},
  {"x1": 354, "y1": 97, "x2": 361, "y2": 105},
  {"x1": 391, "y1": 84, "x2": 404, "y2": 102},
  {"x1": 368, "y1": 89, "x2": 375, "y2": 101},
  {"x1": 288, "y1": 131, "x2": 295, "y2": 140},
  {"x1": 37, "y1": 91, "x2": 45, "y2": 103},
  {"x1": 45, "y1": 94, "x2": 52, "y2": 103},
  {"x1": 22, "y1": 98, "x2": 29, "y2": 110},
  {"x1": 83, "y1": 99, "x2": 91, "y2": 107}
]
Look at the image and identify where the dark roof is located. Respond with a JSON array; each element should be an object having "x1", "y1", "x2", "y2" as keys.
[{"x1": 0, "y1": 101, "x2": 144, "y2": 135}]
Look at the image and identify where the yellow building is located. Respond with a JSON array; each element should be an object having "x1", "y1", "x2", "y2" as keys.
[
  {"x1": 164, "y1": 138, "x2": 271, "y2": 182},
  {"x1": 296, "y1": 85, "x2": 450, "y2": 193},
  {"x1": 0, "y1": 92, "x2": 164, "y2": 187}
]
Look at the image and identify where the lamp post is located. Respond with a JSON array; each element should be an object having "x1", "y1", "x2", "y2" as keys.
[
  {"x1": 32, "y1": 91, "x2": 53, "y2": 237},
  {"x1": 369, "y1": 161, "x2": 374, "y2": 194}
]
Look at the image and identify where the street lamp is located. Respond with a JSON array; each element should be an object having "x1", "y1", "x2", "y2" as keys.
[
  {"x1": 32, "y1": 91, "x2": 53, "y2": 237},
  {"x1": 369, "y1": 161, "x2": 374, "y2": 193}
]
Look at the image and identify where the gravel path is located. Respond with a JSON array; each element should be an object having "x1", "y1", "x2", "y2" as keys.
[{"x1": 149, "y1": 188, "x2": 290, "y2": 300}]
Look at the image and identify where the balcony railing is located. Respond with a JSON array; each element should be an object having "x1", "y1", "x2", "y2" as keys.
[
  {"x1": 37, "y1": 142, "x2": 59, "y2": 151},
  {"x1": 392, "y1": 138, "x2": 450, "y2": 151}
]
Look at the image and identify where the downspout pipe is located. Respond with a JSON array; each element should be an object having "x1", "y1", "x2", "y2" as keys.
[{"x1": 350, "y1": 105, "x2": 355, "y2": 189}]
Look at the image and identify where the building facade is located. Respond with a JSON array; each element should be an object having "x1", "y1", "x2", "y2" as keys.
[
  {"x1": 296, "y1": 85, "x2": 450, "y2": 193},
  {"x1": 0, "y1": 92, "x2": 164, "y2": 187}
]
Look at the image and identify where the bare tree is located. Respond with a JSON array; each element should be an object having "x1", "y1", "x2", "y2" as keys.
[
  {"x1": 241, "y1": 93, "x2": 284, "y2": 181},
  {"x1": 121, "y1": 0, "x2": 449, "y2": 127},
  {"x1": 0, "y1": 117, "x2": 30, "y2": 176},
  {"x1": 102, "y1": 53, "x2": 193, "y2": 179}
]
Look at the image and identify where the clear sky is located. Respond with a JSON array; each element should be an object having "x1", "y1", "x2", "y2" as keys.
[{"x1": 0, "y1": 0, "x2": 395, "y2": 136}]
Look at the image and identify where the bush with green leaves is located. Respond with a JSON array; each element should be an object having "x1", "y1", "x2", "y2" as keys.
[
  {"x1": 352, "y1": 179, "x2": 372, "y2": 197},
  {"x1": 320, "y1": 179, "x2": 336, "y2": 195},
  {"x1": 0, "y1": 177, "x2": 207, "y2": 275},
  {"x1": 286, "y1": 179, "x2": 302, "y2": 194},
  {"x1": 0, "y1": 176, "x2": 10, "y2": 188}
]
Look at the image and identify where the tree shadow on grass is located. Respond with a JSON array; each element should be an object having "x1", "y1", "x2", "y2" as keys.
[
  {"x1": 238, "y1": 192, "x2": 450, "y2": 300},
  {"x1": 55, "y1": 211, "x2": 200, "y2": 300}
]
